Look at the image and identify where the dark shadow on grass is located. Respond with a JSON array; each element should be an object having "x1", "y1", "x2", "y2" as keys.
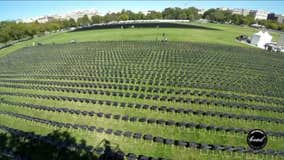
[
  {"x1": 71, "y1": 22, "x2": 222, "y2": 32},
  {"x1": 98, "y1": 140, "x2": 124, "y2": 160},
  {"x1": 0, "y1": 130, "x2": 124, "y2": 160}
]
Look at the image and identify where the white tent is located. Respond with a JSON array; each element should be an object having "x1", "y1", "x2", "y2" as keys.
[{"x1": 250, "y1": 31, "x2": 272, "y2": 49}]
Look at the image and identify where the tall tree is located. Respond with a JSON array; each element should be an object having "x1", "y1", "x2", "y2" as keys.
[
  {"x1": 118, "y1": 13, "x2": 129, "y2": 21},
  {"x1": 146, "y1": 11, "x2": 162, "y2": 19},
  {"x1": 185, "y1": 7, "x2": 200, "y2": 20},
  {"x1": 203, "y1": 9, "x2": 230, "y2": 23},
  {"x1": 104, "y1": 13, "x2": 119, "y2": 22},
  {"x1": 136, "y1": 12, "x2": 145, "y2": 20},
  {"x1": 162, "y1": 8, "x2": 176, "y2": 19},
  {"x1": 68, "y1": 18, "x2": 77, "y2": 27},
  {"x1": 91, "y1": 15, "x2": 103, "y2": 24},
  {"x1": 77, "y1": 15, "x2": 90, "y2": 26}
]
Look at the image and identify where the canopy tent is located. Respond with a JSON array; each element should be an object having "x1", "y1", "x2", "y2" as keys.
[{"x1": 250, "y1": 31, "x2": 272, "y2": 49}]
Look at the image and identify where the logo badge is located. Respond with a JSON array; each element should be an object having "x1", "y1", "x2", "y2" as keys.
[{"x1": 247, "y1": 129, "x2": 268, "y2": 150}]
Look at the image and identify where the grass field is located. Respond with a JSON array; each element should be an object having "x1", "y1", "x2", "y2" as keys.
[
  {"x1": 0, "y1": 23, "x2": 283, "y2": 160},
  {"x1": 0, "y1": 23, "x2": 280, "y2": 58}
]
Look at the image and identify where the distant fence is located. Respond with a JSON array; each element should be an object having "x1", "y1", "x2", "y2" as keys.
[
  {"x1": 72, "y1": 21, "x2": 220, "y2": 32},
  {"x1": 0, "y1": 44, "x2": 12, "y2": 50},
  {"x1": 0, "y1": 36, "x2": 32, "y2": 50}
]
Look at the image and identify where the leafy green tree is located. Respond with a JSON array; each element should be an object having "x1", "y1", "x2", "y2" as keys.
[
  {"x1": 280, "y1": 24, "x2": 284, "y2": 31},
  {"x1": 185, "y1": 7, "x2": 200, "y2": 20},
  {"x1": 242, "y1": 15, "x2": 255, "y2": 25},
  {"x1": 203, "y1": 9, "x2": 232, "y2": 23},
  {"x1": 146, "y1": 11, "x2": 162, "y2": 19},
  {"x1": 77, "y1": 15, "x2": 90, "y2": 26},
  {"x1": 118, "y1": 13, "x2": 129, "y2": 21},
  {"x1": 69, "y1": 18, "x2": 77, "y2": 27},
  {"x1": 91, "y1": 15, "x2": 103, "y2": 24},
  {"x1": 136, "y1": 12, "x2": 146, "y2": 20},
  {"x1": 231, "y1": 14, "x2": 241, "y2": 24},
  {"x1": 1, "y1": 7, "x2": 284, "y2": 44},
  {"x1": 61, "y1": 19, "x2": 70, "y2": 28},
  {"x1": 266, "y1": 21, "x2": 280, "y2": 30},
  {"x1": 104, "y1": 13, "x2": 119, "y2": 22},
  {"x1": 120, "y1": 10, "x2": 138, "y2": 20},
  {"x1": 177, "y1": 11, "x2": 187, "y2": 19},
  {"x1": 162, "y1": 8, "x2": 176, "y2": 19},
  {"x1": 224, "y1": 11, "x2": 233, "y2": 22},
  {"x1": 0, "y1": 30, "x2": 10, "y2": 43},
  {"x1": 173, "y1": 8, "x2": 186, "y2": 19}
]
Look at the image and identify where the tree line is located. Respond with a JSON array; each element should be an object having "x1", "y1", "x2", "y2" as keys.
[
  {"x1": 0, "y1": 7, "x2": 200, "y2": 43},
  {"x1": 203, "y1": 8, "x2": 284, "y2": 30},
  {"x1": 0, "y1": 7, "x2": 284, "y2": 43}
]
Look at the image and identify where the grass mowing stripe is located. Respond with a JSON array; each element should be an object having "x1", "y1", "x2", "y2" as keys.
[
  {"x1": 5, "y1": 95, "x2": 284, "y2": 127},
  {"x1": 0, "y1": 105, "x2": 248, "y2": 148},
  {"x1": 2, "y1": 95, "x2": 284, "y2": 136},
  {"x1": 2, "y1": 98, "x2": 284, "y2": 139},
  {"x1": 0, "y1": 83, "x2": 282, "y2": 115},
  {"x1": 1, "y1": 85, "x2": 284, "y2": 118},
  {"x1": 0, "y1": 114, "x2": 175, "y2": 159},
  {"x1": 0, "y1": 31, "x2": 283, "y2": 160},
  {"x1": 1, "y1": 83, "x2": 284, "y2": 125},
  {"x1": 0, "y1": 80, "x2": 281, "y2": 109},
  {"x1": 4, "y1": 82, "x2": 284, "y2": 116},
  {"x1": 0, "y1": 104, "x2": 284, "y2": 151},
  {"x1": 0, "y1": 74, "x2": 283, "y2": 104},
  {"x1": 0, "y1": 125, "x2": 169, "y2": 159},
  {"x1": 1, "y1": 81, "x2": 283, "y2": 120},
  {"x1": 0, "y1": 114, "x2": 274, "y2": 160},
  {"x1": 1, "y1": 110, "x2": 284, "y2": 157},
  {"x1": 1, "y1": 89, "x2": 284, "y2": 133},
  {"x1": 1, "y1": 80, "x2": 281, "y2": 109},
  {"x1": 25, "y1": 71, "x2": 261, "y2": 93}
]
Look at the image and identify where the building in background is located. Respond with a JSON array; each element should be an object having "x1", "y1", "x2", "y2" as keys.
[
  {"x1": 60, "y1": 9, "x2": 98, "y2": 21},
  {"x1": 36, "y1": 16, "x2": 55, "y2": 23},
  {"x1": 231, "y1": 8, "x2": 242, "y2": 15},
  {"x1": 250, "y1": 10, "x2": 268, "y2": 20},
  {"x1": 267, "y1": 13, "x2": 277, "y2": 21},
  {"x1": 267, "y1": 13, "x2": 284, "y2": 23},
  {"x1": 198, "y1": 9, "x2": 206, "y2": 15},
  {"x1": 218, "y1": 7, "x2": 229, "y2": 11},
  {"x1": 231, "y1": 8, "x2": 250, "y2": 16},
  {"x1": 16, "y1": 9, "x2": 99, "y2": 23},
  {"x1": 276, "y1": 15, "x2": 284, "y2": 23},
  {"x1": 241, "y1": 9, "x2": 250, "y2": 16}
]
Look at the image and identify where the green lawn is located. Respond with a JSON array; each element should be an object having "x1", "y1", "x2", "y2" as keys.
[
  {"x1": 0, "y1": 24, "x2": 283, "y2": 160},
  {"x1": 0, "y1": 23, "x2": 279, "y2": 58}
]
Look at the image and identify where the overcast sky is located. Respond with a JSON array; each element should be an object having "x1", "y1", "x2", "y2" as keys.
[{"x1": 0, "y1": 1, "x2": 283, "y2": 21}]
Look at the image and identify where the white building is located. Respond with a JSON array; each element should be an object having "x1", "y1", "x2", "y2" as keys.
[
  {"x1": 242, "y1": 9, "x2": 250, "y2": 16},
  {"x1": 61, "y1": 9, "x2": 98, "y2": 21},
  {"x1": 36, "y1": 16, "x2": 55, "y2": 23},
  {"x1": 250, "y1": 10, "x2": 268, "y2": 20},
  {"x1": 276, "y1": 15, "x2": 284, "y2": 24},
  {"x1": 250, "y1": 31, "x2": 272, "y2": 49},
  {"x1": 231, "y1": 9, "x2": 242, "y2": 15},
  {"x1": 231, "y1": 8, "x2": 250, "y2": 16},
  {"x1": 218, "y1": 7, "x2": 229, "y2": 11},
  {"x1": 17, "y1": 18, "x2": 36, "y2": 23},
  {"x1": 198, "y1": 9, "x2": 206, "y2": 15},
  {"x1": 17, "y1": 9, "x2": 99, "y2": 23}
]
